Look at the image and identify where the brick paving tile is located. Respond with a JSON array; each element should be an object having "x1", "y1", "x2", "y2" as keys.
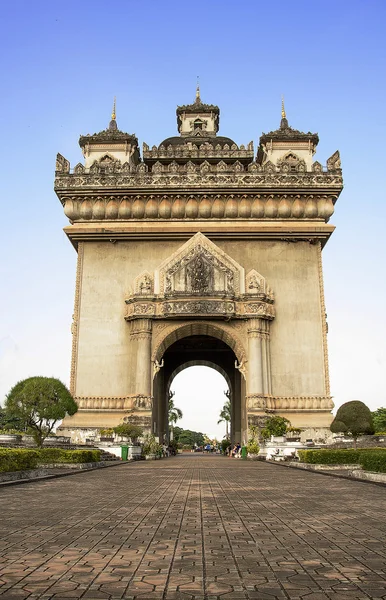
[{"x1": 0, "y1": 456, "x2": 385, "y2": 599}]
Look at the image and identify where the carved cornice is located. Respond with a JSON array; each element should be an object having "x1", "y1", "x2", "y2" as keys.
[{"x1": 59, "y1": 193, "x2": 337, "y2": 223}]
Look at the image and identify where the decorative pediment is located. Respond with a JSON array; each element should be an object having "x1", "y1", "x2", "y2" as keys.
[
  {"x1": 155, "y1": 232, "x2": 245, "y2": 296},
  {"x1": 277, "y1": 152, "x2": 306, "y2": 173},
  {"x1": 125, "y1": 234, "x2": 275, "y2": 321},
  {"x1": 245, "y1": 269, "x2": 274, "y2": 302},
  {"x1": 74, "y1": 163, "x2": 85, "y2": 174},
  {"x1": 246, "y1": 269, "x2": 265, "y2": 293}
]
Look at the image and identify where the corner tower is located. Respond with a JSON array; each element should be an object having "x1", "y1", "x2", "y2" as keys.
[{"x1": 54, "y1": 92, "x2": 343, "y2": 443}]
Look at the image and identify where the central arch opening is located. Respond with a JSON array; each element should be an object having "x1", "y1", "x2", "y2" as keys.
[
  {"x1": 152, "y1": 334, "x2": 246, "y2": 445},
  {"x1": 170, "y1": 365, "x2": 230, "y2": 441}
]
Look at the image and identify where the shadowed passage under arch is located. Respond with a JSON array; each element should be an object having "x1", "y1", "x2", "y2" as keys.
[{"x1": 152, "y1": 334, "x2": 246, "y2": 444}]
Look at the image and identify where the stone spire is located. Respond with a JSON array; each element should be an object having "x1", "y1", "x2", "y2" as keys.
[
  {"x1": 280, "y1": 96, "x2": 289, "y2": 129},
  {"x1": 109, "y1": 97, "x2": 118, "y2": 131},
  {"x1": 195, "y1": 77, "x2": 201, "y2": 105}
]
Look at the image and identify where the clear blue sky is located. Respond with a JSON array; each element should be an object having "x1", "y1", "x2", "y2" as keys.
[{"x1": 1, "y1": 1, "x2": 385, "y2": 437}]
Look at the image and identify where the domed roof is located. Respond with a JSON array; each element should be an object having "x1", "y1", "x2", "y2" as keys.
[{"x1": 159, "y1": 135, "x2": 237, "y2": 149}]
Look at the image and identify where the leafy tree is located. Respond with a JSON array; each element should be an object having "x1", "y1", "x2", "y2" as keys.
[
  {"x1": 371, "y1": 407, "x2": 386, "y2": 433},
  {"x1": 5, "y1": 377, "x2": 77, "y2": 447},
  {"x1": 330, "y1": 401, "x2": 374, "y2": 448},
  {"x1": 221, "y1": 438, "x2": 230, "y2": 454},
  {"x1": 0, "y1": 407, "x2": 25, "y2": 432},
  {"x1": 260, "y1": 416, "x2": 291, "y2": 440},
  {"x1": 217, "y1": 398, "x2": 231, "y2": 438},
  {"x1": 113, "y1": 423, "x2": 143, "y2": 443},
  {"x1": 173, "y1": 427, "x2": 205, "y2": 447}
]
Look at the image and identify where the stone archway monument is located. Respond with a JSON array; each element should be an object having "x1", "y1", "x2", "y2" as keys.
[{"x1": 55, "y1": 90, "x2": 343, "y2": 442}]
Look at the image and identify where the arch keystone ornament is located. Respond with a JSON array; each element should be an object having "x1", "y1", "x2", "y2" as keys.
[{"x1": 55, "y1": 92, "x2": 342, "y2": 444}]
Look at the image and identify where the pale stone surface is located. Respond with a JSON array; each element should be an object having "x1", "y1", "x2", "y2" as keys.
[{"x1": 57, "y1": 98, "x2": 342, "y2": 440}]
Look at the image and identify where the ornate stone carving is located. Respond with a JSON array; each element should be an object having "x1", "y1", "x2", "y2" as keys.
[
  {"x1": 326, "y1": 150, "x2": 341, "y2": 171},
  {"x1": 157, "y1": 232, "x2": 243, "y2": 296},
  {"x1": 244, "y1": 303, "x2": 275, "y2": 319},
  {"x1": 126, "y1": 234, "x2": 275, "y2": 322},
  {"x1": 75, "y1": 395, "x2": 133, "y2": 410},
  {"x1": 235, "y1": 359, "x2": 247, "y2": 380},
  {"x1": 55, "y1": 153, "x2": 70, "y2": 173},
  {"x1": 55, "y1": 168, "x2": 343, "y2": 194},
  {"x1": 246, "y1": 395, "x2": 334, "y2": 412},
  {"x1": 133, "y1": 395, "x2": 153, "y2": 410},
  {"x1": 153, "y1": 359, "x2": 164, "y2": 377},
  {"x1": 277, "y1": 152, "x2": 306, "y2": 173},
  {"x1": 186, "y1": 255, "x2": 212, "y2": 293},
  {"x1": 134, "y1": 271, "x2": 154, "y2": 295},
  {"x1": 247, "y1": 395, "x2": 267, "y2": 410},
  {"x1": 163, "y1": 300, "x2": 235, "y2": 316}
]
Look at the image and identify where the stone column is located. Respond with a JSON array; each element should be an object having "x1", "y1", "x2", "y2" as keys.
[
  {"x1": 131, "y1": 319, "x2": 152, "y2": 396},
  {"x1": 247, "y1": 318, "x2": 264, "y2": 397},
  {"x1": 232, "y1": 370, "x2": 242, "y2": 445}
]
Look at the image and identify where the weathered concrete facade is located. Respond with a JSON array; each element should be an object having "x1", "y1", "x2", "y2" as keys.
[{"x1": 55, "y1": 91, "x2": 343, "y2": 442}]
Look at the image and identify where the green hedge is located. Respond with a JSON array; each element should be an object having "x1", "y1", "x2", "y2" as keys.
[
  {"x1": 37, "y1": 449, "x2": 101, "y2": 464},
  {"x1": 359, "y1": 451, "x2": 386, "y2": 473},
  {"x1": 0, "y1": 448, "x2": 101, "y2": 473},
  {"x1": 0, "y1": 449, "x2": 39, "y2": 472},
  {"x1": 298, "y1": 448, "x2": 386, "y2": 467}
]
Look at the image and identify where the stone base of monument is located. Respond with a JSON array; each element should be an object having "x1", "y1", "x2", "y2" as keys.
[{"x1": 97, "y1": 444, "x2": 142, "y2": 460}]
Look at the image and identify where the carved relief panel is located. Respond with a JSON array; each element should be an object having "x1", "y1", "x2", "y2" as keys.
[{"x1": 125, "y1": 232, "x2": 275, "y2": 322}]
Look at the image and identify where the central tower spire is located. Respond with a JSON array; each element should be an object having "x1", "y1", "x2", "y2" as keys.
[
  {"x1": 109, "y1": 97, "x2": 117, "y2": 131},
  {"x1": 195, "y1": 77, "x2": 201, "y2": 104}
]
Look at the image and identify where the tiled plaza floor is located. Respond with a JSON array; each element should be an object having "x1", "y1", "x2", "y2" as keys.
[{"x1": 0, "y1": 455, "x2": 385, "y2": 600}]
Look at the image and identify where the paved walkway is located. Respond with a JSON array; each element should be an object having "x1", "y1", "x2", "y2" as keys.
[{"x1": 0, "y1": 455, "x2": 385, "y2": 600}]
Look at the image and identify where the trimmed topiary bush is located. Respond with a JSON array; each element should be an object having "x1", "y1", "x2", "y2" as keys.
[
  {"x1": 0, "y1": 449, "x2": 39, "y2": 472},
  {"x1": 330, "y1": 401, "x2": 374, "y2": 447}
]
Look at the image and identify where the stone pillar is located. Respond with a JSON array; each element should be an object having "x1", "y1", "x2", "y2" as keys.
[
  {"x1": 132, "y1": 319, "x2": 152, "y2": 396},
  {"x1": 247, "y1": 318, "x2": 264, "y2": 397},
  {"x1": 260, "y1": 319, "x2": 272, "y2": 397},
  {"x1": 232, "y1": 370, "x2": 242, "y2": 445}
]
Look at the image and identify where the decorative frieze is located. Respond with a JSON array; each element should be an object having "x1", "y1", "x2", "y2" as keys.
[
  {"x1": 142, "y1": 141, "x2": 254, "y2": 161},
  {"x1": 125, "y1": 298, "x2": 275, "y2": 320},
  {"x1": 247, "y1": 396, "x2": 334, "y2": 412},
  {"x1": 75, "y1": 395, "x2": 153, "y2": 411}
]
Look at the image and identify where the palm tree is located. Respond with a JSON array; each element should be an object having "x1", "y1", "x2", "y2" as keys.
[
  {"x1": 168, "y1": 391, "x2": 183, "y2": 430},
  {"x1": 218, "y1": 392, "x2": 231, "y2": 438}
]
